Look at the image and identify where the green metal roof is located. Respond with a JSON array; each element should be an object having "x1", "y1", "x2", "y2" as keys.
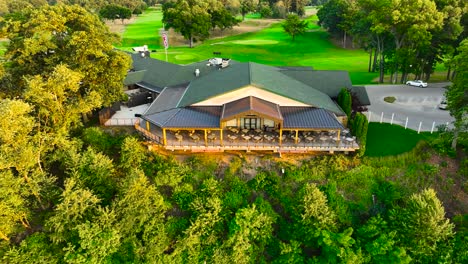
[
  {"x1": 177, "y1": 62, "x2": 343, "y2": 115},
  {"x1": 280, "y1": 69, "x2": 353, "y2": 98},
  {"x1": 123, "y1": 70, "x2": 146, "y2": 86}
]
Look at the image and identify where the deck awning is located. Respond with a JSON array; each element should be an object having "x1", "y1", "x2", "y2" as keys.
[
  {"x1": 144, "y1": 106, "x2": 222, "y2": 129},
  {"x1": 281, "y1": 107, "x2": 344, "y2": 130}
]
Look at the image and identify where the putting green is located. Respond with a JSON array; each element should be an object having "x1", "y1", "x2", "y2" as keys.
[
  {"x1": 230, "y1": 40, "x2": 279, "y2": 45},
  {"x1": 175, "y1": 54, "x2": 196, "y2": 60}
]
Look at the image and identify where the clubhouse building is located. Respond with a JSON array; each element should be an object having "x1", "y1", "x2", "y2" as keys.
[{"x1": 124, "y1": 53, "x2": 369, "y2": 153}]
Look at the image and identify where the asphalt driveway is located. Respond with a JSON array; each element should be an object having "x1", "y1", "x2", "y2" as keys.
[{"x1": 365, "y1": 82, "x2": 455, "y2": 131}]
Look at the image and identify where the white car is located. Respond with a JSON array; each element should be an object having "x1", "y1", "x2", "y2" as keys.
[
  {"x1": 438, "y1": 98, "x2": 448, "y2": 110},
  {"x1": 406, "y1": 80, "x2": 428, "y2": 87}
]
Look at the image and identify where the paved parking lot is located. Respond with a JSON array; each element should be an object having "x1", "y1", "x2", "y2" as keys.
[{"x1": 365, "y1": 83, "x2": 455, "y2": 131}]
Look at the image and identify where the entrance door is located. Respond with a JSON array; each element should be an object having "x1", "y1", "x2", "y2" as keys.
[{"x1": 244, "y1": 118, "x2": 257, "y2": 129}]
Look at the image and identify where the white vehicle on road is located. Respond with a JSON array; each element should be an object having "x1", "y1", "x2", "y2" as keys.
[{"x1": 406, "y1": 80, "x2": 428, "y2": 87}]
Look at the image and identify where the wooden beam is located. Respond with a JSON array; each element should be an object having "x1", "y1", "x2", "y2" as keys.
[
  {"x1": 295, "y1": 129, "x2": 299, "y2": 144},
  {"x1": 162, "y1": 128, "x2": 167, "y2": 146},
  {"x1": 204, "y1": 129, "x2": 208, "y2": 147},
  {"x1": 220, "y1": 129, "x2": 223, "y2": 146},
  {"x1": 279, "y1": 129, "x2": 283, "y2": 146}
]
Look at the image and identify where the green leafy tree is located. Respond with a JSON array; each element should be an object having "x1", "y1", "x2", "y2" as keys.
[
  {"x1": 25, "y1": 65, "x2": 101, "y2": 146},
  {"x1": 390, "y1": 188, "x2": 455, "y2": 262},
  {"x1": 46, "y1": 178, "x2": 101, "y2": 244},
  {"x1": 239, "y1": 0, "x2": 258, "y2": 20},
  {"x1": 0, "y1": 171, "x2": 30, "y2": 242},
  {"x1": 163, "y1": 0, "x2": 220, "y2": 48},
  {"x1": 298, "y1": 183, "x2": 337, "y2": 246},
  {"x1": 446, "y1": 39, "x2": 468, "y2": 150},
  {"x1": 226, "y1": 204, "x2": 274, "y2": 263},
  {"x1": 282, "y1": 14, "x2": 308, "y2": 41},
  {"x1": 357, "y1": 215, "x2": 411, "y2": 263},
  {"x1": 115, "y1": 170, "x2": 169, "y2": 262},
  {"x1": 2, "y1": 4, "x2": 131, "y2": 106},
  {"x1": 99, "y1": 4, "x2": 132, "y2": 24},
  {"x1": 337, "y1": 88, "x2": 352, "y2": 117}
]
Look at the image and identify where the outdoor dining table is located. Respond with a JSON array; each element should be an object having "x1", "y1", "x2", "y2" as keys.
[
  {"x1": 242, "y1": 135, "x2": 252, "y2": 141},
  {"x1": 253, "y1": 136, "x2": 262, "y2": 142},
  {"x1": 208, "y1": 134, "x2": 216, "y2": 141},
  {"x1": 345, "y1": 137, "x2": 354, "y2": 142},
  {"x1": 229, "y1": 128, "x2": 239, "y2": 133},
  {"x1": 242, "y1": 129, "x2": 249, "y2": 134},
  {"x1": 319, "y1": 136, "x2": 328, "y2": 141},
  {"x1": 175, "y1": 134, "x2": 183, "y2": 141},
  {"x1": 254, "y1": 128, "x2": 263, "y2": 133},
  {"x1": 190, "y1": 135, "x2": 200, "y2": 141},
  {"x1": 228, "y1": 135, "x2": 238, "y2": 142},
  {"x1": 306, "y1": 136, "x2": 314, "y2": 142}
]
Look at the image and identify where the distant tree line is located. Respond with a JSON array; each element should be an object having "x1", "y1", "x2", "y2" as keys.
[{"x1": 317, "y1": 0, "x2": 468, "y2": 84}]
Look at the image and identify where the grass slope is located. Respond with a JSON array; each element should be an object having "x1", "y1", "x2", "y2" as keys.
[
  {"x1": 116, "y1": 9, "x2": 377, "y2": 84},
  {"x1": 120, "y1": 8, "x2": 163, "y2": 49},
  {"x1": 365, "y1": 122, "x2": 435, "y2": 157}
]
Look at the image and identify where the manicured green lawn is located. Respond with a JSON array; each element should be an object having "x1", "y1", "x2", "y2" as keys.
[
  {"x1": 120, "y1": 7, "x2": 163, "y2": 50},
  {"x1": 365, "y1": 122, "x2": 435, "y2": 157},
  {"x1": 116, "y1": 9, "x2": 378, "y2": 84}
]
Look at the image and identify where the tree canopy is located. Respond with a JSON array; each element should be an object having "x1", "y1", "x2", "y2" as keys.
[{"x1": 282, "y1": 13, "x2": 308, "y2": 41}]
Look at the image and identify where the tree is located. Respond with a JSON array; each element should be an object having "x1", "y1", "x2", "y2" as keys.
[
  {"x1": 0, "y1": 171, "x2": 30, "y2": 242},
  {"x1": 282, "y1": 14, "x2": 308, "y2": 41},
  {"x1": 99, "y1": 4, "x2": 132, "y2": 24},
  {"x1": 390, "y1": 189, "x2": 454, "y2": 262},
  {"x1": 239, "y1": 0, "x2": 258, "y2": 20},
  {"x1": 163, "y1": 0, "x2": 236, "y2": 48},
  {"x1": 446, "y1": 39, "x2": 468, "y2": 150},
  {"x1": 226, "y1": 204, "x2": 274, "y2": 263},
  {"x1": 2, "y1": 4, "x2": 131, "y2": 106},
  {"x1": 298, "y1": 183, "x2": 337, "y2": 241},
  {"x1": 357, "y1": 215, "x2": 411, "y2": 263},
  {"x1": 337, "y1": 88, "x2": 352, "y2": 117}
]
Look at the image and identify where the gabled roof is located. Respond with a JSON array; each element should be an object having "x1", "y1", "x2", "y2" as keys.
[
  {"x1": 176, "y1": 62, "x2": 343, "y2": 115},
  {"x1": 221, "y1": 96, "x2": 283, "y2": 121}
]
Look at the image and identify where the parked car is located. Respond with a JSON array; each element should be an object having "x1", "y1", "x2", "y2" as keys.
[
  {"x1": 406, "y1": 80, "x2": 428, "y2": 87},
  {"x1": 438, "y1": 98, "x2": 448, "y2": 110}
]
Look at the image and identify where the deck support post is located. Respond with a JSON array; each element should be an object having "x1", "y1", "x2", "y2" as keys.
[
  {"x1": 204, "y1": 129, "x2": 208, "y2": 147},
  {"x1": 146, "y1": 121, "x2": 150, "y2": 131},
  {"x1": 295, "y1": 130, "x2": 299, "y2": 144},
  {"x1": 279, "y1": 129, "x2": 283, "y2": 146},
  {"x1": 220, "y1": 129, "x2": 223, "y2": 146},
  {"x1": 162, "y1": 128, "x2": 167, "y2": 146}
]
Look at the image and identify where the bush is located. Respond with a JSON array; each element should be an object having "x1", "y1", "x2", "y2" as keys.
[
  {"x1": 337, "y1": 88, "x2": 352, "y2": 117},
  {"x1": 383, "y1": 96, "x2": 396, "y2": 103}
]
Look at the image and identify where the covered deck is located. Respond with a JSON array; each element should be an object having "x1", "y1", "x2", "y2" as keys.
[{"x1": 135, "y1": 121, "x2": 358, "y2": 153}]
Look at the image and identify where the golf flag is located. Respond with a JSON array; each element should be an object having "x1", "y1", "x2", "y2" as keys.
[{"x1": 162, "y1": 32, "x2": 168, "y2": 49}]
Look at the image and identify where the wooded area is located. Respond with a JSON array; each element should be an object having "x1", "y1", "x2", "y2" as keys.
[
  {"x1": 317, "y1": 0, "x2": 468, "y2": 84},
  {"x1": 0, "y1": 1, "x2": 467, "y2": 263}
]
